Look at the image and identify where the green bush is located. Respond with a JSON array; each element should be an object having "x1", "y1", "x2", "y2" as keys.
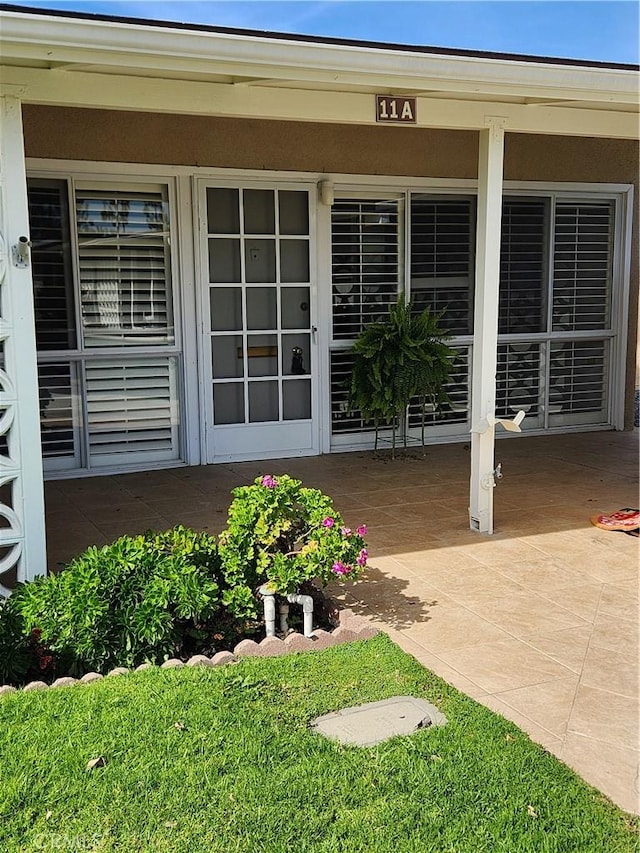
[
  {"x1": 2, "y1": 476, "x2": 369, "y2": 684},
  {"x1": 16, "y1": 526, "x2": 225, "y2": 673},
  {"x1": 218, "y1": 474, "x2": 368, "y2": 606},
  {"x1": 0, "y1": 595, "x2": 33, "y2": 684},
  {"x1": 0, "y1": 595, "x2": 60, "y2": 685}
]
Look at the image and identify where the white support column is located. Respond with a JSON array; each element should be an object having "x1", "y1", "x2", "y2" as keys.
[
  {"x1": 469, "y1": 118, "x2": 505, "y2": 535},
  {"x1": 0, "y1": 91, "x2": 47, "y2": 592}
]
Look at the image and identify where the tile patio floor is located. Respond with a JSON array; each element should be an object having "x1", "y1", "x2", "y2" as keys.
[{"x1": 44, "y1": 431, "x2": 639, "y2": 813}]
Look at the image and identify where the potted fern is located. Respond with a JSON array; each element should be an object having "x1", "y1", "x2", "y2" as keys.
[{"x1": 348, "y1": 297, "x2": 457, "y2": 457}]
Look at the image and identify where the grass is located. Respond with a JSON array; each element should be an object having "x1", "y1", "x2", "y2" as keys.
[{"x1": 0, "y1": 635, "x2": 636, "y2": 853}]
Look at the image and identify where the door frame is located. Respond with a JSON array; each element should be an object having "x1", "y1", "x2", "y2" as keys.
[{"x1": 194, "y1": 175, "x2": 321, "y2": 463}]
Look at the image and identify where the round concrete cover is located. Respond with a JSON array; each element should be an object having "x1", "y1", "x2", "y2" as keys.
[{"x1": 310, "y1": 695, "x2": 447, "y2": 746}]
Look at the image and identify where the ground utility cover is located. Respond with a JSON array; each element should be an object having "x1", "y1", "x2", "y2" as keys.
[{"x1": 310, "y1": 696, "x2": 447, "y2": 746}]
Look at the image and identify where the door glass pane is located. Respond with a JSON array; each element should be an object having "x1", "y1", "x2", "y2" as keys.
[
  {"x1": 28, "y1": 179, "x2": 76, "y2": 350},
  {"x1": 283, "y1": 333, "x2": 310, "y2": 376},
  {"x1": 244, "y1": 189, "x2": 275, "y2": 234},
  {"x1": 281, "y1": 287, "x2": 311, "y2": 329},
  {"x1": 209, "y1": 239, "x2": 241, "y2": 283},
  {"x1": 76, "y1": 186, "x2": 174, "y2": 347},
  {"x1": 283, "y1": 379, "x2": 311, "y2": 420},
  {"x1": 210, "y1": 287, "x2": 242, "y2": 331},
  {"x1": 246, "y1": 287, "x2": 277, "y2": 330},
  {"x1": 249, "y1": 381, "x2": 279, "y2": 422},
  {"x1": 212, "y1": 335, "x2": 243, "y2": 379},
  {"x1": 279, "y1": 191, "x2": 309, "y2": 235},
  {"x1": 245, "y1": 239, "x2": 276, "y2": 283},
  {"x1": 280, "y1": 240, "x2": 309, "y2": 283},
  {"x1": 207, "y1": 188, "x2": 239, "y2": 234},
  {"x1": 247, "y1": 334, "x2": 278, "y2": 377},
  {"x1": 214, "y1": 383, "x2": 244, "y2": 425}
]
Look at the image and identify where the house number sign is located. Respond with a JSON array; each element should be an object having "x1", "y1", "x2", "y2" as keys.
[{"x1": 375, "y1": 95, "x2": 417, "y2": 123}]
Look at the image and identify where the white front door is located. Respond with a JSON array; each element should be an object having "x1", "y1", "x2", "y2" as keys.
[{"x1": 199, "y1": 183, "x2": 318, "y2": 462}]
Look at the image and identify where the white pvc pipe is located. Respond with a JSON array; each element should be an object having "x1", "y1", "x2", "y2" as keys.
[
  {"x1": 287, "y1": 593, "x2": 314, "y2": 637},
  {"x1": 279, "y1": 602, "x2": 290, "y2": 633},
  {"x1": 260, "y1": 586, "x2": 276, "y2": 637}
]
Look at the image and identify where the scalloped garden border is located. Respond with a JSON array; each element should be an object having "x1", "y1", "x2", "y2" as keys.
[{"x1": 0, "y1": 611, "x2": 379, "y2": 696}]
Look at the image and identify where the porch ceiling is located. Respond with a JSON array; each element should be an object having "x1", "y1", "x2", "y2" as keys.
[{"x1": 1, "y1": 6, "x2": 638, "y2": 138}]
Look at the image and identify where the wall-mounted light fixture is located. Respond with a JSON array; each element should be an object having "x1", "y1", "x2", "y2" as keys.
[{"x1": 318, "y1": 180, "x2": 334, "y2": 206}]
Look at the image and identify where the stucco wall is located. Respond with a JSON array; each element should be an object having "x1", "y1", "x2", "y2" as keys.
[
  {"x1": 21, "y1": 105, "x2": 479, "y2": 177},
  {"x1": 22, "y1": 105, "x2": 639, "y2": 428}
]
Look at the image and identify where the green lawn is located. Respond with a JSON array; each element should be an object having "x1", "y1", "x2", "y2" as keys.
[{"x1": 0, "y1": 635, "x2": 636, "y2": 853}]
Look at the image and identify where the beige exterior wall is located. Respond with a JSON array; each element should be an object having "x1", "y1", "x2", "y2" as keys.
[
  {"x1": 22, "y1": 105, "x2": 639, "y2": 427},
  {"x1": 22, "y1": 105, "x2": 479, "y2": 177}
]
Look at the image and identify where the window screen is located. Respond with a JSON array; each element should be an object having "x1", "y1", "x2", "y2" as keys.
[
  {"x1": 552, "y1": 201, "x2": 613, "y2": 331},
  {"x1": 76, "y1": 187, "x2": 174, "y2": 347},
  {"x1": 331, "y1": 199, "x2": 400, "y2": 340},
  {"x1": 410, "y1": 196, "x2": 474, "y2": 336}
]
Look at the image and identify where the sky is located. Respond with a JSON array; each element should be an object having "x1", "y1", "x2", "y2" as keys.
[{"x1": 12, "y1": 1, "x2": 640, "y2": 65}]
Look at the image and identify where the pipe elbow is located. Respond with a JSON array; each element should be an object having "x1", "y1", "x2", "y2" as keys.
[{"x1": 288, "y1": 593, "x2": 314, "y2": 613}]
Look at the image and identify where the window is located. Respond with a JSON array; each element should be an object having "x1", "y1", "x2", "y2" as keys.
[
  {"x1": 410, "y1": 196, "x2": 474, "y2": 336},
  {"x1": 75, "y1": 187, "x2": 174, "y2": 347},
  {"x1": 330, "y1": 188, "x2": 619, "y2": 446},
  {"x1": 28, "y1": 177, "x2": 182, "y2": 473},
  {"x1": 331, "y1": 199, "x2": 401, "y2": 340}
]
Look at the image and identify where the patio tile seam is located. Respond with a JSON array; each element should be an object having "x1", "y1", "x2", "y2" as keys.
[
  {"x1": 435, "y1": 593, "x2": 591, "y2": 647},
  {"x1": 483, "y1": 695, "x2": 571, "y2": 743},
  {"x1": 577, "y1": 677, "x2": 640, "y2": 702},
  {"x1": 559, "y1": 731, "x2": 640, "y2": 758},
  {"x1": 388, "y1": 640, "x2": 492, "y2": 697},
  {"x1": 562, "y1": 583, "x2": 626, "y2": 741},
  {"x1": 532, "y1": 585, "x2": 605, "y2": 623},
  {"x1": 563, "y1": 725, "x2": 640, "y2": 754},
  {"x1": 393, "y1": 624, "x2": 577, "y2": 684}
]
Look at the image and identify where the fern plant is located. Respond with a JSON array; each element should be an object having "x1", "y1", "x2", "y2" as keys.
[{"x1": 348, "y1": 298, "x2": 457, "y2": 456}]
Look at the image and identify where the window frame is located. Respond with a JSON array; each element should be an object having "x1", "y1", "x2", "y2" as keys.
[{"x1": 27, "y1": 168, "x2": 185, "y2": 475}]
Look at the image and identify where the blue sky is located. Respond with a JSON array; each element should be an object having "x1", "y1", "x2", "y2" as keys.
[{"x1": 15, "y1": 1, "x2": 640, "y2": 64}]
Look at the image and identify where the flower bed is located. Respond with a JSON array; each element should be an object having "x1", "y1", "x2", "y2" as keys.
[
  {"x1": 0, "y1": 475, "x2": 369, "y2": 687},
  {"x1": 0, "y1": 610, "x2": 379, "y2": 695}
]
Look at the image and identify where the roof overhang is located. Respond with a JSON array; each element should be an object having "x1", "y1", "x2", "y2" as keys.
[{"x1": 1, "y1": 5, "x2": 638, "y2": 139}]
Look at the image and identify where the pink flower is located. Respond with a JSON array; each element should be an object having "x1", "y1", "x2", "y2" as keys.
[
  {"x1": 340, "y1": 527, "x2": 352, "y2": 536},
  {"x1": 357, "y1": 548, "x2": 368, "y2": 567},
  {"x1": 260, "y1": 475, "x2": 278, "y2": 489},
  {"x1": 322, "y1": 517, "x2": 335, "y2": 528},
  {"x1": 331, "y1": 561, "x2": 351, "y2": 576},
  {"x1": 356, "y1": 524, "x2": 367, "y2": 536}
]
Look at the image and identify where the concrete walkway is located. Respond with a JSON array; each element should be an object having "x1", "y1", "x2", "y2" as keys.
[{"x1": 44, "y1": 431, "x2": 639, "y2": 813}]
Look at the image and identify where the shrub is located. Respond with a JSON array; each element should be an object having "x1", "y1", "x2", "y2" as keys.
[
  {"x1": 218, "y1": 474, "x2": 368, "y2": 607},
  {"x1": 17, "y1": 526, "x2": 225, "y2": 673},
  {"x1": 0, "y1": 595, "x2": 59, "y2": 685}
]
